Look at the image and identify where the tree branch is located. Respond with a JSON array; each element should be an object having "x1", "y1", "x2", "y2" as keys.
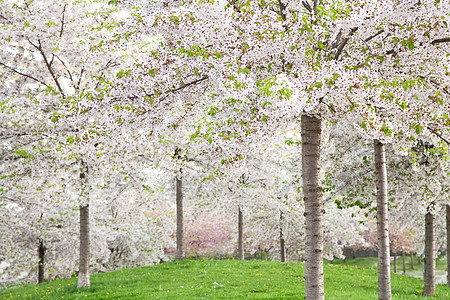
[
  {"x1": 334, "y1": 27, "x2": 358, "y2": 60},
  {"x1": 54, "y1": 54, "x2": 75, "y2": 86},
  {"x1": 0, "y1": 14, "x2": 11, "y2": 23},
  {"x1": 28, "y1": 39, "x2": 66, "y2": 98},
  {"x1": 59, "y1": 4, "x2": 67, "y2": 38},
  {"x1": 0, "y1": 62, "x2": 49, "y2": 87},
  {"x1": 171, "y1": 75, "x2": 209, "y2": 93},
  {"x1": 427, "y1": 126, "x2": 450, "y2": 146},
  {"x1": 431, "y1": 37, "x2": 450, "y2": 45},
  {"x1": 278, "y1": 0, "x2": 287, "y2": 21},
  {"x1": 331, "y1": 30, "x2": 342, "y2": 49},
  {"x1": 313, "y1": 0, "x2": 318, "y2": 15},
  {"x1": 365, "y1": 29, "x2": 384, "y2": 42},
  {"x1": 302, "y1": 1, "x2": 312, "y2": 12},
  {"x1": 77, "y1": 68, "x2": 85, "y2": 90}
]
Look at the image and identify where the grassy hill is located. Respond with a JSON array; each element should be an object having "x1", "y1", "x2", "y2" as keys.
[{"x1": 1, "y1": 259, "x2": 450, "y2": 299}]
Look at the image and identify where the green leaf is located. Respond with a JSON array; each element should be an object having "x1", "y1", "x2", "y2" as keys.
[
  {"x1": 381, "y1": 126, "x2": 392, "y2": 136},
  {"x1": 66, "y1": 136, "x2": 75, "y2": 145},
  {"x1": 361, "y1": 121, "x2": 367, "y2": 131},
  {"x1": 314, "y1": 82, "x2": 323, "y2": 88},
  {"x1": 190, "y1": 133, "x2": 198, "y2": 141},
  {"x1": 318, "y1": 40, "x2": 325, "y2": 50},
  {"x1": 407, "y1": 39, "x2": 415, "y2": 50},
  {"x1": 415, "y1": 124, "x2": 423, "y2": 134},
  {"x1": 14, "y1": 149, "x2": 31, "y2": 158}
]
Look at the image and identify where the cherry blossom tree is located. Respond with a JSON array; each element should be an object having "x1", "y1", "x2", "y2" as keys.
[{"x1": 0, "y1": 0, "x2": 151, "y2": 288}]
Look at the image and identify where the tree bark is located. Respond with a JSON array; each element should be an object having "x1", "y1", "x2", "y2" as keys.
[
  {"x1": 237, "y1": 206, "x2": 244, "y2": 260},
  {"x1": 280, "y1": 211, "x2": 286, "y2": 262},
  {"x1": 374, "y1": 140, "x2": 391, "y2": 300},
  {"x1": 447, "y1": 205, "x2": 450, "y2": 287},
  {"x1": 77, "y1": 204, "x2": 90, "y2": 288},
  {"x1": 402, "y1": 251, "x2": 406, "y2": 274},
  {"x1": 301, "y1": 115, "x2": 324, "y2": 300},
  {"x1": 38, "y1": 238, "x2": 45, "y2": 284},
  {"x1": 411, "y1": 252, "x2": 414, "y2": 270},
  {"x1": 423, "y1": 209, "x2": 436, "y2": 296},
  {"x1": 176, "y1": 174, "x2": 184, "y2": 260},
  {"x1": 393, "y1": 252, "x2": 397, "y2": 273}
]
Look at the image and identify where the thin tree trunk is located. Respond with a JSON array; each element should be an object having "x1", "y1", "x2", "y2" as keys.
[
  {"x1": 374, "y1": 140, "x2": 391, "y2": 300},
  {"x1": 301, "y1": 115, "x2": 324, "y2": 300},
  {"x1": 402, "y1": 251, "x2": 406, "y2": 274},
  {"x1": 77, "y1": 204, "x2": 90, "y2": 288},
  {"x1": 423, "y1": 209, "x2": 436, "y2": 296},
  {"x1": 447, "y1": 204, "x2": 450, "y2": 287},
  {"x1": 237, "y1": 206, "x2": 244, "y2": 260},
  {"x1": 280, "y1": 211, "x2": 286, "y2": 262},
  {"x1": 38, "y1": 238, "x2": 45, "y2": 284},
  {"x1": 393, "y1": 252, "x2": 397, "y2": 273},
  {"x1": 411, "y1": 252, "x2": 414, "y2": 270},
  {"x1": 418, "y1": 254, "x2": 421, "y2": 265},
  {"x1": 176, "y1": 174, "x2": 184, "y2": 260}
]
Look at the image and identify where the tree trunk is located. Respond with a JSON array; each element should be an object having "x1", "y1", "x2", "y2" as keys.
[
  {"x1": 418, "y1": 254, "x2": 421, "y2": 265},
  {"x1": 447, "y1": 205, "x2": 450, "y2": 287},
  {"x1": 393, "y1": 252, "x2": 397, "y2": 273},
  {"x1": 280, "y1": 211, "x2": 286, "y2": 262},
  {"x1": 77, "y1": 204, "x2": 90, "y2": 288},
  {"x1": 38, "y1": 238, "x2": 45, "y2": 284},
  {"x1": 301, "y1": 115, "x2": 324, "y2": 300},
  {"x1": 176, "y1": 174, "x2": 184, "y2": 260},
  {"x1": 237, "y1": 206, "x2": 244, "y2": 260},
  {"x1": 423, "y1": 209, "x2": 435, "y2": 296},
  {"x1": 374, "y1": 140, "x2": 391, "y2": 300},
  {"x1": 411, "y1": 252, "x2": 414, "y2": 270},
  {"x1": 402, "y1": 251, "x2": 406, "y2": 274}
]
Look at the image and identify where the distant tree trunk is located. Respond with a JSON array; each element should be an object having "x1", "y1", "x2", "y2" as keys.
[
  {"x1": 38, "y1": 238, "x2": 45, "y2": 284},
  {"x1": 402, "y1": 251, "x2": 406, "y2": 274},
  {"x1": 301, "y1": 115, "x2": 324, "y2": 300},
  {"x1": 237, "y1": 206, "x2": 244, "y2": 260},
  {"x1": 374, "y1": 140, "x2": 391, "y2": 300},
  {"x1": 423, "y1": 208, "x2": 435, "y2": 296},
  {"x1": 447, "y1": 205, "x2": 450, "y2": 287},
  {"x1": 418, "y1": 254, "x2": 421, "y2": 265},
  {"x1": 411, "y1": 252, "x2": 414, "y2": 270},
  {"x1": 393, "y1": 252, "x2": 397, "y2": 273},
  {"x1": 77, "y1": 204, "x2": 90, "y2": 288},
  {"x1": 280, "y1": 211, "x2": 286, "y2": 263},
  {"x1": 176, "y1": 173, "x2": 184, "y2": 260}
]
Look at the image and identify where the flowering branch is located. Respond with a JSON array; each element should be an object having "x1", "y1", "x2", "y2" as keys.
[
  {"x1": 28, "y1": 39, "x2": 66, "y2": 98},
  {"x1": 0, "y1": 62, "x2": 49, "y2": 87}
]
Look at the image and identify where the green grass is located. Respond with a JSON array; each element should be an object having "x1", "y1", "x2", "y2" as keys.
[
  {"x1": 331, "y1": 257, "x2": 379, "y2": 268},
  {"x1": 1, "y1": 259, "x2": 450, "y2": 299},
  {"x1": 331, "y1": 255, "x2": 448, "y2": 283}
]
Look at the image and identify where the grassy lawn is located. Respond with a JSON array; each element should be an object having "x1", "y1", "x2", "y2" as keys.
[
  {"x1": 1, "y1": 259, "x2": 450, "y2": 299},
  {"x1": 331, "y1": 255, "x2": 448, "y2": 283}
]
